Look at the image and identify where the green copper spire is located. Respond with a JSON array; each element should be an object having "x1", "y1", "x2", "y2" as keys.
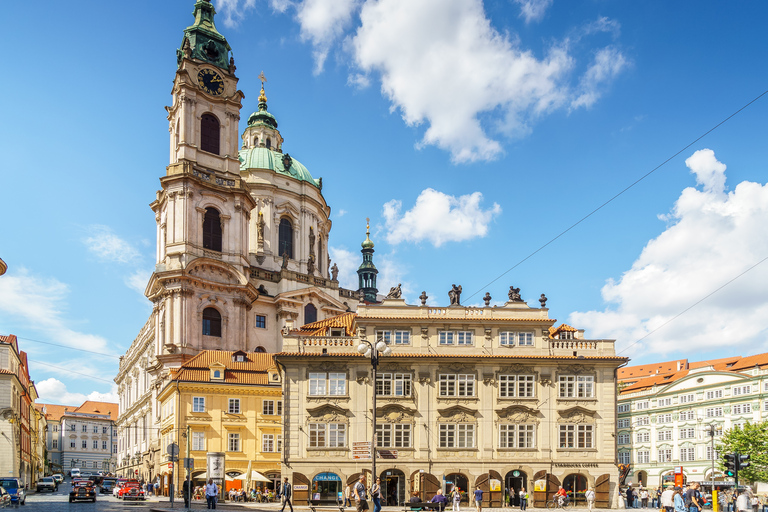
[
  {"x1": 247, "y1": 72, "x2": 278, "y2": 129},
  {"x1": 177, "y1": 0, "x2": 233, "y2": 71},
  {"x1": 357, "y1": 218, "x2": 378, "y2": 303}
]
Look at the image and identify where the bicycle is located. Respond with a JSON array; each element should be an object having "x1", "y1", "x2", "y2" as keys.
[{"x1": 546, "y1": 496, "x2": 571, "y2": 510}]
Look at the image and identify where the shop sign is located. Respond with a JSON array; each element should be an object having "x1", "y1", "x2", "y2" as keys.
[
  {"x1": 490, "y1": 480, "x2": 501, "y2": 492},
  {"x1": 352, "y1": 442, "x2": 371, "y2": 460},
  {"x1": 534, "y1": 480, "x2": 546, "y2": 492},
  {"x1": 294, "y1": 485, "x2": 309, "y2": 491},
  {"x1": 512, "y1": 471, "x2": 521, "y2": 478},
  {"x1": 378, "y1": 450, "x2": 398, "y2": 459},
  {"x1": 207, "y1": 452, "x2": 225, "y2": 479},
  {"x1": 314, "y1": 472, "x2": 341, "y2": 482},
  {"x1": 552, "y1": 463, "x2": 598, "y2": 468}
]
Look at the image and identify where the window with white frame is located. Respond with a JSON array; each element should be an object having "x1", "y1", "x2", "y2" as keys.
[
  {"x1": 618, "y1": 404, "x2": 630, "y2": 413},
  {"x1": 658, "y1": 448, "x2": 672, "y2": 462},
  {"x1": 617, "y1": 433, "x2": 630, "y2": 445},
  {"x1": 499, "y1": 375, "x2": 535, "y2": 398},
  {"x1": 70, "y1": 440, "x2": 76, "y2": 448},
  {"x1": 439, "y1": 424, "x2": 475, "y2": 448},
  {"x1": 636, "y1": 401, "x2": 649, "y2": 410},
  {"x1": 732, "y1": 421, "x2": 746, "y2": 430},
  {"x1": 705, "y1": 407, "x2": 723, "y2": 418},
  {"x1": 192, "y1": 432, "x2": 205, "y2": 451},
  {"x1": 558, "y1": 375, "x2": 594, "y2": 398},
  {"x1": 732, "y1": 403, "x2": 752, "y2": 415},
  {"x1": 228, "y1": 398, "x2": 241, "y2": 414},
  {"x1": 102, "y1": 441, "x2": 107, "y2": 450},
  {"x1": 679, "y1": 393, "x2": 695, "y2": 404},
  {"x1": 706, "y1": 389, "x2": 723, "y2": 400},
  {"x1": 53, "y1": 425, "x2": 58, "y2": 432},
  {"x1": 657, "y1": 414, "x2": 673, "y2": 424},
  {"x1": 658, "y1": 430, "x2": 672, "y2": 441},
  {"x1": 262, "y1": 434, "x2": 275, "y2": 452},
  {"x1": 82, "y1": 440, "x2": 87, "y2": 448},
  {"x1": 52, "y1": 439, "x2": 58, "y2": 449},
  {"x1": 439, "y1": 374, "x2": 475, "y2": 397},
  {"x1": 93, "y1": 425, "x2": 98, "y2": 433},
  {"x1": 636, "y1": 416, "x2": 650, "y2": 426},
  {"x1": 377, "y1": 373, "x2": 412, "y2": 397},
  {"x1": 732, "y1": 385, "x2": 751, "y2": 396},
  {"x1": 82, "y1": 425, "x2": 87, "y2": 432},
  {"x1": 439, "y1": 330, "x2": 474, "y2": 346},
  {"x1": 277, "y1": 434, "x2": 282, "y2": 452},
  {"x1": 618, "y1": 451, "x2": 631, "y2": 465},
  {"x1": 706, "y1": 446, "x2": 719, "y2": 460},
  {"x1": 377, "y1": 330, "x2": 411, "y2": 345},
  {"x1": 636, "y1": 431, "x2": 650, "y2": 443},
  {"x1": 637, "y1": 450, "x2": 650, "y2": 464},
  {"x1": 228, "y1": 433, "x2": 240, "y2": 452},
  {"x1": 679, "y1": 427, "x2": 696, "y2": 439},
  {"x1": 103, "y1": 426, "x2": 108, "y2": 434},
  {"x1": 679, "y1": 410, "x2": 696, "y2": 421},
  {"x1": 263, "y1": 400, "x2": 275, "y2": 415},
  {"x1": 764, "y1": 401, "x2": 768, "y2": 411},
  {"x1": 376, "y1": 424, "x2": 412, "y2": 448},
  {"x1": 277, "y1": 400, "x2": 283, "y2": 415},
  {"x1": 617, "y1": 419, "x2": 630, "y2": 429},
  {"x1": 499, "y1": 332, "x2": 534, "y2": 346},
  {"x1": 498, "y1": 424, "x2": 535, "y2": 449},
  {"x1": 193, "y1": 397, "x2": 206, "y2": 413},
  {"x1": 657, "y1": 398, "x2": 672, "y2": 407},
  {"x1": 559, "y1": 424, "x2": 593, "y2": 448},
  {"x1": 309, "y1": 423, "x2": 346, "y2": 448},
  {"x1": 309, "y1": 372, "x2": 347, "y2": 396},
  {"x1": 680, "y1": 447, "x2": 695, "y2": 462}
]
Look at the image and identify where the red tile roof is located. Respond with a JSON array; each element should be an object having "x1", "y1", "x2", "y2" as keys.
[
  {"x1": 74, "y1": 401, "x2": 119, "y2": 419},
  {"x1": 618, "y1": 359, "x2": 688, "y2": 382},
  {"x1": 171, "y1": 351, "x2": 277, "y2": 385},
  {"x1": 276, "y1": 352, "x2": 627, "y2": 362},
  {"x1": 290, "y1": 312, "x2": 357, "y2": 337}
]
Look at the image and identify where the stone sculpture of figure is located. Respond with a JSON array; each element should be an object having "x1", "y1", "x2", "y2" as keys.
[
  {"x1": 483, "y1": 292, "x2": 492, "y2": 306},
  {"x1": 419, "y1": 291, "x2": 428, "y2": 306},
  {"x1": 281, "y1": 251, "x2": 289, "y2": 269},
  {"x1": 508, "y1": 286, "x2": 522, "y2": 302},
  {"x1": 331, "y1": 263, "x2": 339, "y2": 281},
  {"x1": 307, "y1": 253, "x2": 315, "y2": 275},
  {"x1": 448, "y1": 284, "x2": 462, "y2": 306},
  {"x1": 386, "y1": 283, "x2": 402, "y2": 299},
  {"x1": 257, "y1": 211, "x2": 265, "y2": 244},
  {"x1": 539, "y1": 293, "x2": 548, "y2": 308}
]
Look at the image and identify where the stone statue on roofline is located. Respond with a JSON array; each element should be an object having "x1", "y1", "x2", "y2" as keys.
[
  {"x1": 330, "y1": 262, "x2": 339, "y2": 281},
  {"x1": 448, "y1": 284, "x2": 462, "y2": 306},
  {"x1": 386, "y1": 284, "x2": 402, "y2": 299},
  {"x1": 508, "y1": 286, "x2": 523, "y2": 302}
]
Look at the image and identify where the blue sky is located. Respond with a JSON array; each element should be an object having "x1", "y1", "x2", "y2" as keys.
[{"x1": 2, "y1": 0, "x2": 768, "y2": 404}]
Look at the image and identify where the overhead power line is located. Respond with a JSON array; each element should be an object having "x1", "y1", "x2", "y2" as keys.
[
  {"x1": 30, "y1": 360, "x2": 116, "y2": 384},
  {"x1": 13, "y1": 335, "x2": 121, "y2": 359},
  {"x1": 466, "y1": 88, "x2": 768, "y2": 301}
]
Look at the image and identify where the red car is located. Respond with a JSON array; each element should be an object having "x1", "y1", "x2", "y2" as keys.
[{"x1": 118, "y1": 482, "x2": 146, "y2": 501}]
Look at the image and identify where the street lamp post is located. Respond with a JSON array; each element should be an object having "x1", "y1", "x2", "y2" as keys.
[
  {"x1": 357, "y1": 338, "x2": 392, "y2": 484},
  {"x1": 707, "y1": 423, "x2": 722, "y2": 502}
]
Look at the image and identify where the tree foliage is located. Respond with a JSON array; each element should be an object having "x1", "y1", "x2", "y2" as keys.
[{"x1": 716, "y1": 420, "x2": 768, "y2": 483}]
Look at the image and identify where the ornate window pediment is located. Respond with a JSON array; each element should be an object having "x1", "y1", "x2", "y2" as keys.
[
  {"x1": 376, "y1": 404, "x2": 417, "y2": 423},
  {"x1": 496, "y1": 405, "x2": 541, "y2": 424},
  {"x1": 557, "y1": 406, "x2": 597, "y2": 423},
  {"x1": 306, "y1": 362, "x2": 346, "y2": 375},
  {"x1": 306, "y1": 404, "x2": 350, "y2": 422},
  {"x1": 557, "y1": 364, "x2": 593, "y2": 376},
  {"x1": 437, "y1": 405, "x2": 478, "y2": 423}
]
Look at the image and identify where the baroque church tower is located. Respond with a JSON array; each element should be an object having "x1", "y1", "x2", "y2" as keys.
[{"x1": 115, "y1": 0, "x2": 360, "y2": 481}]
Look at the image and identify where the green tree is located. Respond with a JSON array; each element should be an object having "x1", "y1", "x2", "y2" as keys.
[{"x1": 716, "y1": 420, "x2": 768, "y2": 483}]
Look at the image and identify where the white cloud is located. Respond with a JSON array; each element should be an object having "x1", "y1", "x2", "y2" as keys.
[
  {"x1": 329, "y1": 246, "x2": 360, "y2": 291},
  {"x1": 216, "y1": 0, "x2": 257, "y2": 27},
  {"x1": 383, "y1": 188, "x2": 501, "y2": 247},
  {"x1": 569, "y1": 150, "x2": 768, "y2": 357},
  {"x1": 83, "y1": 225, "x2": 140, "y2": 264},
  {"x1": 570, "y1": 46, "x2": 627, "y2": 110},
  {"x1": 297, "y1": 0, "x2": 360, "y2": 74},
  {"x1": 513, "y1": 0, "x2": 553, "y2": 24},
  {"x1": 347, "y1": 73, "x2": 370, "y2": 89},
  {"x1": 36, "y1": 378, "x2": 118, "y2": 406},
  {"x1": 336, "y1": 209, "x2": 348, "y2": 218},
  {"x1": 125, "y1": 269, "x2": 151, "y2": 295}
]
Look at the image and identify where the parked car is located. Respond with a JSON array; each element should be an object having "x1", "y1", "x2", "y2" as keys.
[
  {"x1": 100, "y1": 478, "x2": 118, "y2": 494},
  {"x1": 70, "y1": 468, "x2": 81, "y2": 479},
  {"x1": 51, "y1": 474, "x2": 64, "y2": 485},
  {"x1": 0, "y1": 479, "x2": 25, "y2": 505},
  {"x1": 113, "y1": 479, "x2": 128, "y2": 498},
  {"x1": 0, "y1": 486, "x2": 11, "y2": 508},
  {"x1": 69, "y1": 480, "x2": 96, "y2": 503},
  {"x1": 118, "y1": 482, "x2": 145, "y2": 501},
  {"x1": 36, "y1": 477, "x2": 57, "y2": 492}
]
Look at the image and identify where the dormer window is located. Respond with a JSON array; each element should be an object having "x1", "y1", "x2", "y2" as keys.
[
  {"x1": 210, "y1": 362, "x2": 225, "y2": 381},
  {"x1": 232, "y1": 351, "x2": 247, "y2": 363},
  {"x1": 213, "y1": 370, "x2": 221, "y2": 378},
  {"x1": 330, "y1": 328, "x2": 344, "y2": 337}
]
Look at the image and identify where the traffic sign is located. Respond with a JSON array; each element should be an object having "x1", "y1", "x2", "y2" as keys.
[
  {"x1": 167, "y1": 443, "x2": 180, "y2": 457},
  {"x1": 183, "y1": 458, "x2": 194, "y2": 469},
  {"x1": 168, "y1": 462, "x2": 173, "y2": 470}
]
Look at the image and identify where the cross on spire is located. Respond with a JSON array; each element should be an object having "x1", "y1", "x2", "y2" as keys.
[{"x1": 258, "y1": 71, "x2": 267, "y2": 87}]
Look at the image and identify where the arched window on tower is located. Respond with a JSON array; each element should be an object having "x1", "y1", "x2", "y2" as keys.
[
  {"x1": 304, "y1": 303, "x2": 317, "y2": 325},
  {"x1": 203, "y1": 207, "x2": 222, "y2": 252},
  {"x1": 266, "y1": 138, "x2": 272, "y2": 149},
  {"x1": 278, "y1": 218, "x2": 293, "y2": 259},
  {"x1": 202, "y1": 307, "x2": 222, "y2": 337},
  {"x1": 200, "y1": 113, "x2": 220, "y2": 154}
]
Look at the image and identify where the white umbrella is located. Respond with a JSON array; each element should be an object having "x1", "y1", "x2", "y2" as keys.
[
  {"x1": 234, "y1": 471, "x2": 271, "y2": 482},
  {"x1": 245, "y1": 460, "x2": 253, "y2": 492}
]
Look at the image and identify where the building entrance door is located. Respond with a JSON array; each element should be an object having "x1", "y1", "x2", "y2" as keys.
[
  {"x1": 505, "y1": 470, "x2": 528, "y2": 507},
  {"x1": 383, "y1": 469, "x2": 406, "y2": 506}
]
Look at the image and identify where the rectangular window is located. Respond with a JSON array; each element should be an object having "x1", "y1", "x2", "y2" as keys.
[
  {"x1": 193, "y1": 397, "x2": 206, "y2": 413},
  {"x1": 636, "y1": 431, "x2": 650, "y2": 443},
  {"x1": 499, "y1": 375, "x2": 535, "y2": 398},
  {"x1": 53, "y1": 425, "x2": 58, "y2": 432},
  {"x1": 705, "y1": 407, "x2": 723, "y2": 418},
  {"x1": 657, "y1": 398, "x2": 672, "y2": 407},
  {"x1": 192, "y1": 432, "x2": 205, "y2": 451},
  {"x1": 439, "y1": 331, "x2": 473, "y2": 345},
  {"x1": 637, "y1": 451, "x2": 650, "y2": 464},
  {"x1": 439, "y1": 374, "x2": 475, "y2": 397},
  {"x1": 680, "y1": 447, "x2": 695, "y2": 462},
  {"x1": 439, "y1": 424, "x2": 475, "y2": 448},
  {"x1": 102, "y1": 441, "x2": 107, "y2": 450},
  {"x1": 82, "y1": 440, "x2": 87, "y2": 449},
  {"x1": 309, "y1": 424, "x2": 325, "y2": 447},
  {"x1": 499, "y1": 332, "x2": 534, "y2": 346},
  {"x1": 329, "y1": 373, "x2": 346, "y2": 395},
  {"x1": 439, "y1": 331, "x2": 454, "y2": 345},
  {"x1": 277, "y1": 401, "x2": 283, "y2": 415},
  {"x1": 679, "y1": 394, "x2": 695, "y2": 404},
  {"x1": 82, "y1": 425, "x2": 87, "y2": 432},
  {"x1": 657, "y1": 414, "x2": 672, "y2": 424},
  {"x1": 732, "y1": 403, "x2": 752, "y2": 414},
  {"x1": 228, "y1": 433, "x2": 240, "y2": 452},
  {"x1": 706, "y1": 389, "x2": 723, "y2": 400},
  {"x1": 228, "y1": 399, "x2": 241, "y2": 414},
  {"x1": 255, "y1": 315, "x2": 266, "y2": 328},
  {"x1": 309, "y1": 424, "x2": 346, "y2": 448},
  {"x1": 93, "y1": 426, "x2": 98, "y2": 433},
  {"x1": 679, "y1": 410, "x2": 696, "y2": 421},
  {"x1": 498, "y1": 424, "x2": 535, "y2": 449},
  {"x1": 103, "y1": 426, "x2": 108, "y2": 434},
  {"x1": 263, "y1": 400, "x2": 275, "y2": 415},
  {"x1": 732, "y1": 385, "x2": 751, "y2": 396},
  {"x1": 277, "y1": 435, "x2": 283, "y2": 452},
  {"x1": 328, "y1": 424, "x2": 346, "y2": 448},
  {"x1": 617, "y1": 419, "x2": 630, "y2": 429},
  {"x1": 377, "y1": 330, "x2": 411, "y2": 345},
  {"x1": 617, "y1": 404, "x2": 630, "y2": 413},
  {"x1": 262, "y1": 434, "x2": 275, "y2": 452},
  {"x1": 70, "y1": 441, "x2": 76, "y2": 448},
  {"x1": 617, "y1": 433, "x2": 630, "y2": 445},
  {"x1": 71, "y1": 424, "x2": 76, "y2": 431},
  {"x1": 679, "y1": 428, "x2": 696, "y2": 440},
  {"x1": 309, "y1": 373, "x2": 325, "y2": 395},
  {"x1": 636, "y1": 416, "x2": 650, "y2": 426},
  {"x1": 377, "y1": 373, "x2": 412, "y2": 397},
  {"x1": 636, "y1": 401, "x2": 649, "y2": 410},
  {"x1": 518, "y1": 332, "x2": 534, "y2": 346},
  {"x1": 559, "y1": 425, "x2": 593, "y2": 448},
  {"x1": 706, "y1": 446, "x2": 719, "y2": 460},
  {"x1": 377, "y1": 424, "x2": 412, "y2": 448},
  {"x1": 499, "y1": 332, "x2": 515, "y2": 346},
  {"x1": 618, "y1": 451, "x2": 630, "y2": 465},
  {"x1": 558, "y1": 375, "x2": 594, "y2": 398},
  {"x1": 658, "y1": 448, "x2": 672, "y2": 463},
  {"x1": 52, "y1": 439, "x2": 58, "y2": 449},
  {"x1": 658, "y1": 430, "x2": 672, "y2": 441}
]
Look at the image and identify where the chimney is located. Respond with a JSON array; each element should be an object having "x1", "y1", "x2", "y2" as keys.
[{"x1": 677, "y1": 361, "x2": 682, "y2": 371}]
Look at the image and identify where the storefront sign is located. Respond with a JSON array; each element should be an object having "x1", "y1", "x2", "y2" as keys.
[
  {"x1": 534, "y1": 480, "x2": 546, "y2": 492},
  {"x1": 490, "y1": 479, "x2": 501, "y2": 492},
  {"x1": 512, "y1": 471, "x2": 521, "y2": 478},
  {"x1": 378, "y1": 450, "x2": 398, "y2": 459},
  {"x1": 314, "y1": 472, "x2": 341, "y2": 482},
  {"x1": 352, "y1": 442, "x2": 371, "y2": 460},
  {"x1": 552, "y1": 463, "x2": 598, "y2": 468},
  {"x1": 294, "y1": 485, "x2": 309, "y2": 491},
  {"x1": 207, "y1": 452, "x2": 225, "y2": 479}
]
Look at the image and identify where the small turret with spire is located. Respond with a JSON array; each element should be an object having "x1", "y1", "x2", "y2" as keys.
[{"x1": 357, "y1": 218, "x2": 378, "y2": 303}]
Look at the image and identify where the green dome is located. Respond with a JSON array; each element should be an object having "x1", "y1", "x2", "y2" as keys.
[
  {"x1": 247, "y1": 107, "x2": 277, "y2": 129},
  {"x1": 238, "y1": 147, "x2": 321, "y2": 189}
]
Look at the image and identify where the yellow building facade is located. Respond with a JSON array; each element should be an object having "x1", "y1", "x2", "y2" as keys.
[{"x1": 156, "y1": 351, "x2": 283, "y2": 495}]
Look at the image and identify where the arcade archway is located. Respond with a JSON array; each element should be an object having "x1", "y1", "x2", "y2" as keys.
[{"x1": 505, "y1": 470, "x2": 528, "y2": 506}]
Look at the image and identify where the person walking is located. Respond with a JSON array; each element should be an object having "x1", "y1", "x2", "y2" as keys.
[
  {"x1": 205, "y1": 478, "x2": 219, "y2": 510},
  {"x1": 451, "y1": 486, "x2": 462, "y2": 512},
  {"x1": 183, "y1": 478, "x2": 191, "y2": 509},
  {"x1": 345, "y1": 484, "x2": 352, "y2": 508},
  {"x1": 371, "y1": 478, "x2": 383, "y2": 512},
  {"x1": 641, "y1": 488, "x2": 650, "y2": 508},
  {"x1": 474, "y1": 488, "x2": 484, "y2": 512},
  {"x1": 662, "y1": 487, "x2": 675, "y2": 512},
  {"x1": 519, "y1": 488, "x2": 528, "y2": 511},
  {"x1": 281, "y1": 477, "x2": 294, "y2": 512},
  {"x1": 627, "y1": 486, "x2": 636, "y2": 509},
  {"x1": 674, "y1": 488, "x2": 686, "y2": 512},
  {"x1": 355, "y1": 475, "x2": 369, "y2": 512},
  {"x1": 687, "y1": 483, "x2": 702, "y2": 512},
  {"x1": 585, "y1": 487, "x2": 596, "y2": 512}
]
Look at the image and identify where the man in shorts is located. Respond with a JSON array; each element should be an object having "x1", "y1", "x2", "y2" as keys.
[{"x1": 355, "y1": 475, "x2": 369, "y2": 512}]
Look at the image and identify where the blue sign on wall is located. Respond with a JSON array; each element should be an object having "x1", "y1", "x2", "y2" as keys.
[{"x1": 314, "y1": 473, "x2": 341, "y2": 482}]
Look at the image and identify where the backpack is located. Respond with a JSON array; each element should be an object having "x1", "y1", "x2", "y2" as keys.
[
  {"x1": 684, "y1": 490, "x2": 693, "y2": 508},
  {"x1": 356, "y1": 482, "x2": 368, "y2": 500}
]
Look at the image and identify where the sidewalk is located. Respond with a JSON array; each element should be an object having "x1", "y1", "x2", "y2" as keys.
[{"x1": 149, "y1": 503, "x2": 619, "y2": 512}]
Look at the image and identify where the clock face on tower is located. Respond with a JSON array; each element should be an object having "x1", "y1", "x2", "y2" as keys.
[{"x1": 197, "y1": 68, "x2": 224, "y2": 96}]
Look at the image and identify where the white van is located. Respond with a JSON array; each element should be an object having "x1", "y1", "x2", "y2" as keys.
[{"x1": 71, "y1": 468, "x2": 81, "y2": 479}]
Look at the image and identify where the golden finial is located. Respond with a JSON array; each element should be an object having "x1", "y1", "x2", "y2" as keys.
[
  {"x1": 366, "y1": 217, "x2": 370, "y2": 234},
  {"x1": 258, "y1": 71, "x2": 268, "y2": 103},
  {"x1": 362, "y1": 217, "x2": 374, "y2": 249}
]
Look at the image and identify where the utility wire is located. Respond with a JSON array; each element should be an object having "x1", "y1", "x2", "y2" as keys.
[
  {"x1": 30, "y1": 360, "x2": 115, "y2": 384},
  {"x1": 617, "y1": 254, "x2": 768, "y2": 356},
  {"x1": 13, "y1": 335, "x2": 121, "y2": 359},
  {"x1": 465, "y1": 88, "x2": 768, "y2": 301}
]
